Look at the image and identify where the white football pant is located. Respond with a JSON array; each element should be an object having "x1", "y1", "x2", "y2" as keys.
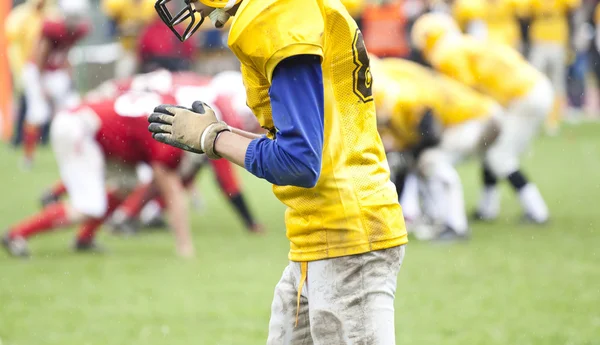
[
  {"x1": 485, "y1": 78, "x2": 554, "y2": 178},
  {"x1": 415, "y1": 109, "x2": 502, "y2": 232},
  {"x1": 51, "y1": 108, "x2": 106, "y2": 218}
]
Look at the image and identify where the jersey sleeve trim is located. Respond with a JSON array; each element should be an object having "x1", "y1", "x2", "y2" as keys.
[{"x1": 265, "y1": 43, "x2": 324, "y2": 84}]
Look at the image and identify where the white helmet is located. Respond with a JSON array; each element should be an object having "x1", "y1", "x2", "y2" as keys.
[{"x1": 58, "y1": 0, "x2": 90, "y2": 18}]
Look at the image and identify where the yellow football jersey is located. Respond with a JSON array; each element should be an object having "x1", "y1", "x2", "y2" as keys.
[
  {"x1": 526, "y1": 0, "x2": 581, "y2": 45},
  {"x1": 102, "y1": 0, "x2": 156, "y2": 51},
  {"x1": 428, "y1": 35, "x2": 543, "y2": 106},
  {"x1": 340, "y1": 0, "x2": 366, "y2": 19},
  {"x1": 374, "y1": 77, "x2": 426, "y2": 151},
  {"x1": 228, "y1": 0, "x2": 407, "y2": 262},
  {"x1": 453, "y1": 0, "x2": 521, "y2": 48},
  {"x1": 374, "y1": 58, "x2": 495, "y2": 150},
  {"x1": 5, "y1": 0, "x2": 51, "y2": 84},
  {"x1": 596, "y1": 3, "x2": 600, "y2": 25}
]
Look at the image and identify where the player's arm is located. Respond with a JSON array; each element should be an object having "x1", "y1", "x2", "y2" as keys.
[
  {"x1": 5, "y1": 7, "x2": 25, "y2": 75},
  {"x1": 229, "y1": 126, "x2": 264, "y2": 140},
  {"x1": 218, "y1": 55, "x2": 324, "y2": 188},
  {"x1": 516, "y1": 2, "x2": 532, "y2": 53},
  {"x1": 151, "y1": 162, "x2": 194, "y2": 258},
  {"x1": 22, "y1": 35, "x2": 52, "y2": 108},
  {"x1": 149, "y1": 55, "x2": 324, "y2": 188},
  {"x1": 412, "y1": 108, "x2": 442, "y2": 158}
]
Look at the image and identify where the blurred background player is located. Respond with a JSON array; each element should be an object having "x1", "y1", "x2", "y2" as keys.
[
  {"x1": 372, "y1": 57, "x2": 502, "y2": 240},
  {"x1": 137, "y1": 11, "x2": 197, "y2": 73},
  {"x1": 452, "y1": 0, "x2": 522, "y2": 50},
  {"x1": 102, "y1": 0, "x2": 156, "y2": 78},
  {"x1": 3, "y1": 87, "x2": 194, "y2": 258},
  {"x1": 108, "y1": 151, "x2": 265, "y2": 235},
  {"x1": 5, "y1": 0, "x2": 52, "y2": 147},
  {"x1": 21, "y1": 0, "x2": 90, "y2": 169},
  {"x1": 412, "y1": 12, "x2": 552, "y2": 225},
  {"x1": 48, "y1": 69, "x2": 264, "y2": 235},
  {"x1": 521, "y1": 0, "x2": 581, "y2": 135}
]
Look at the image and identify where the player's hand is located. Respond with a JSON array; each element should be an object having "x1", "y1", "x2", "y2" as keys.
[{"x1": 148, "y1": 101, "x2": 231, "y2": 159}]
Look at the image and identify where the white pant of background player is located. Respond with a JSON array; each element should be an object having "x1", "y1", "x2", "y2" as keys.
[
  {"x1": 50, "y1": 109, "x2": 137, "y2": 220},
  {"x1": 410, "y1": 106, "x2": 503, "y2": 237},
  {"x1": 529, "y1": 42, "x2": 566, "y2": 102},
  {"x1": 22, "y1": 64, "x2": 76, "y2": 126},
  {"x1": 478, "y1": 78, "x2": 554, "y2": 222},
  {"x1": 267, "y1": 245, "x2": 405, "y2": 345}
]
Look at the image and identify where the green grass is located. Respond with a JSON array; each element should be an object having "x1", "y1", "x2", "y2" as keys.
[{"x1": 1, "y1": 123, "x2": 599, "y2": 345}]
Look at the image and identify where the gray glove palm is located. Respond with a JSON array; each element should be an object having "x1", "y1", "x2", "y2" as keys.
[{"x1": 148, "y1": 101, "x2": 230, "y2": 159}]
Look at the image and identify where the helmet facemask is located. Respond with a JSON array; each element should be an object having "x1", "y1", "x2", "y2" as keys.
[{"x1": 155, "y1": 0, "x2": 205, "y2": 42}]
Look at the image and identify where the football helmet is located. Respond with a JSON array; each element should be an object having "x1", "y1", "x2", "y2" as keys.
[
  {"x1": 154, "y1": 0, "x2": 241, "y2": 41},
  {"x1": 59, "y1": 0, "x2": 90, "y2": 19},
  {"x1": 411, "y1": 12, "x2": 459, "y2": 53}
]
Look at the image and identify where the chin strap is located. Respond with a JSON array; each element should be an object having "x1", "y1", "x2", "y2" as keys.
[
  {"x1": 208, "y1": 9, "x2": 231, "y2": 28},
  {"x1": 224, "y1": 0, "x2": 237, "y2": 10}
]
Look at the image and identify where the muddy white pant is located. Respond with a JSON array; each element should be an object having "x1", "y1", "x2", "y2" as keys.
[{"x1": 267, "y1": 245, "x2": 406, "y2": 345}]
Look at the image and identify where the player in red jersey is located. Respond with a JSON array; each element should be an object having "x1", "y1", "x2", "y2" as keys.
[
  {"x1": 21, "y1": 0, "x2": 91, "y2": 168},
  {"x1": 2, "y1": 89, "x2": 195, "y2": 258},
  {"x1": 81, "y1": 70, "x2": 264, "y2": 233}
]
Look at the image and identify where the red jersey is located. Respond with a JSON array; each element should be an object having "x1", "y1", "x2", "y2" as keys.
[
  {"x1": 93, "y1": 70, "x2": 244, "y2": 127},
  {"x1": 72, "y1": 91, "x2": 183, "y2": 169},
  {"x1": 41, "y1": 18, "x2": 90, "y2": 70}
]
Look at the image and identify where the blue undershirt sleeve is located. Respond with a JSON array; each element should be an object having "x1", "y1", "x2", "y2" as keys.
[{"x1": 243, "y1": 55, "x2": 324, "y2": 188}]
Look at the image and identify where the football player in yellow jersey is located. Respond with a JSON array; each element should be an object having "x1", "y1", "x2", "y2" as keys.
[
  {"x1": 412, "y1": 12, "x2": 551, "y2": 225},
  {"x1": 5, "y1": 0, "x2": 52, "y2": 145},
  {"x1": 452, "y1": 0, "x2": 521, "y2": 49},
  {"x1": 102, "y1": 0, "x2": 156, "y2": 77},
  {"x1": 521, "y1": 0, "x2": 581, "y2": 134},
  {"x1": 148, "y1": 0, "x2": 407, "y2": 343},
  {"x1": 372, "y1": 57, "x2": 502, "y2": 240}
]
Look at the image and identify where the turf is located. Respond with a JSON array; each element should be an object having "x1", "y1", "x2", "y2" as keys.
[{"x1": 0, "y1": 123, "x2": 599, "y2": 345}]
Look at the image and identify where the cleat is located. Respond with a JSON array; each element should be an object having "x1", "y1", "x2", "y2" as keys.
[
  {"x1": 109, "y1": 211, "x2": 139, "y2": 236},
  {"x1": 471, "y1": 210, "x2": 496, "y2": 222},
  {"x1": 521, "y1": 213, "x2": 549, "y2": 226},
  {"x1": 432, "y1": 226, "x2": 470, "y2": 243},
  {"x1": 2, "y1": 233, "x2": 30, "y2": 258},
  {"x1": 20, "y1": 157, "x2": 33, "y2": 171},
  {"x1": 110, "y1": 219, "x2": 139, "y2": 236},
  {"x1": 40, "y1": 191, "x2": 60, "y2": 208},
  {"x1": 248, "y1": 223, "x2": 266, "y2": 235},
  {"x1": 144, "y1": 216, "x2": 167, "y2": 229},
  {"x1": 73, "y1": 240, "x2": 106, "y2": 254}
]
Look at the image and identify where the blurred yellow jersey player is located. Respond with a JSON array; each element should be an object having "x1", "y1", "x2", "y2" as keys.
[
  {"x1": 5, "y1": 0, "x2": 52, "y2": 90},
  {"x1": 413, "y1": 12, "x2": 551, "y2": 226},
  {"x1": 150, "y1": 0, "x2": 407, "y2": 343},
  {"x1": 374, "y1": 58, "x2": 499, "y2": 130},
  {"x1": 372, "y1": 58, "x2": 502, "y2": 241},
  {"x1": 522, "y1": 0, "x2": 581, "y2": 134},
  {"x1": 102, "y1": 0, "x2": 156, "y2": 77},
  {"x1": 453, "y1": 0, "x2": 521, "y2": 48}
]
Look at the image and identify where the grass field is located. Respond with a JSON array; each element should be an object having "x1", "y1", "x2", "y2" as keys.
[{"x1": 0, "y1": 123, "x2": 599, "y2": 345}]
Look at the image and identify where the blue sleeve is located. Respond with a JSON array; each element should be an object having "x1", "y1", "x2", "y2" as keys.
[{"x1": 244, "y1": 55, "x2": 324, "y2": 188}]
